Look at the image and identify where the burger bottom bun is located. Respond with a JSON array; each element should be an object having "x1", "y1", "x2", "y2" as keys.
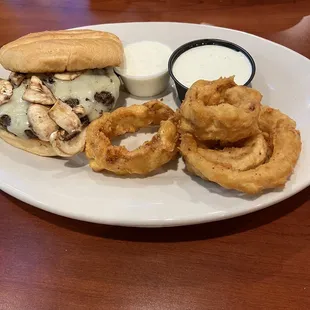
[{"x1": 0, "y1": 128, "x2": 57, "y2": 157}]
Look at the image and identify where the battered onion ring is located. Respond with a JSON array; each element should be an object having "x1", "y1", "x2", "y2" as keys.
[
  {"x1": 195, "y1": 133, "x2": 269, "y2": 171},
  {"x1": 180, "y1": 106, "x2": 301, "y2": 194},
  {"x1": 179, "y1": 77, "x2": 262, "y2": 142},
  {"x1": 85, "y1": 100, "x2": 179, "y2": 175}
]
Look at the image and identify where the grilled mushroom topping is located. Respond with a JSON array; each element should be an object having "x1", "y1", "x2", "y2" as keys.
[
  {"x1": 9, "y1": 72, "x2": 26, "y2": 87},
  {"x1": 22, "y1": 76, "x2": 56, "y2": 106},
  {"x1": 50, "y1": 129, "x2": 86, "y2": 157},
  {"x1": 48, "y1": 100, "x2": 82, "y2": 135},
  {"x1": 27, "y1": 104, "x2": 58, "y2": 141},
  {"x1": 54, "y1": 71, "x2": 82, "y2": 81},
  {"x1": 0, "y1": 79, "x2": 13, "y2": 105}
]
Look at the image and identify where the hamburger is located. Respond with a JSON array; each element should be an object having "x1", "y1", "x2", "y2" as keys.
[{"x1": 0, "y1": 29, "x2": 123, "y2": 157}]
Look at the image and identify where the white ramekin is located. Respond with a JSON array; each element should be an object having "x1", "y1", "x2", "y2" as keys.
[{"x1": 115, "y1": 68, "x2": 170, "y2": 97}]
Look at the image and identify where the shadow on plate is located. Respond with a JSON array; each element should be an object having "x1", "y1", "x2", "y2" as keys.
[
  {"x1": 9, "y1": 186, "x2": 310, "y2": 242},
  {"x1": 180, "y1": 169, "x2": 261, "y2": 201},
  {"x1": 64, "y1": 153, "x2": 89, "y2": 168},
  {"x1": 180, "y1": 168, "x2": 284, "y2": 201}
]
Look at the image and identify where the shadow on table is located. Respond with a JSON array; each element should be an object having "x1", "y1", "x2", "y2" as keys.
[{"x1": 9, "y1": 186, "x2": 310, "y2": 242}]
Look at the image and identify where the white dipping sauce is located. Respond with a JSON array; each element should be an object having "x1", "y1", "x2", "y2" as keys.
[
  {"x1": 118, "y1": 41, "x2": 172, "y2": 77},
  {"x1": 172, "y1": 45, "x2": 252, "y2": 87},
  {"x1": 115, "y1": 41, "x2": 172, "y2": 97}
]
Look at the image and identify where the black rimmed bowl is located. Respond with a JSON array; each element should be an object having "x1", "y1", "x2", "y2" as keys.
[{"x1": 168, "y1": 38, "x2": 256, "y2": 103}]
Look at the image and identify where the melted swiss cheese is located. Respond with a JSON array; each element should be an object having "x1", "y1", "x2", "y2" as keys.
[{"x1": 0, "y1": 68, "x2": 120, "y2": 139}]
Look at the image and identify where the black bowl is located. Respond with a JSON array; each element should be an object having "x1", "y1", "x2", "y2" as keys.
[{"x1": 168, "y1": 38, "x2": 256, "y2": 103}]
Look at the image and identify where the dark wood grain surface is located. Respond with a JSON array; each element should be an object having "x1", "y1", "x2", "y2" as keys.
[{"x1": 1, "y1": 1, "x2": 310, "y2": 309}]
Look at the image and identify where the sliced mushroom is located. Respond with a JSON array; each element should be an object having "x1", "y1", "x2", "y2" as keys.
[
  {"x1": 27, "y1": 104, "x2": 58, "y2": 141},
  {"x1": 0, "y1": 114, "x2": 11, "y2": 128},
  {"x1": 80, "y1": 115, "x2": 90, "y2": 127},
  {"x1": 64, "y1": 98, "x2": 79, "y2": 107},
  {"x1": 48, "y1": 100, "x2": 82, "y2": 135},
  {"x1": 9, "y1": 72, "x2": 26, "y2": 87},
  {"x1": 50, "y1": 129, "x2": 86, "y2": 157},
  {"x1": 22, "y1": 76, "x2": 56, "y2": 105},
  {"x1": 72, "y1": 105, "x2": 87, "y2": 118},
  {"x1": 54, "y1": 71, "x2": 82, "y2": 81},
  {"x1": 0, "y1": 79, "x2": 13, "y2": 105}
]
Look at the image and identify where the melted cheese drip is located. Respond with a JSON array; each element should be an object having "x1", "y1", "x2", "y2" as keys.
[
  {"x1": 0, "y1": 83, "x2": 31, "y2": 139},
  {"x1": 0, "y1": 68, "x2": 120, "y2": 139}
]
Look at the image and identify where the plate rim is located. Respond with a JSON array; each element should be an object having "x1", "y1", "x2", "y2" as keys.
[{"x1": 1, "y1": 179, "x2": 309, "y2": 227}]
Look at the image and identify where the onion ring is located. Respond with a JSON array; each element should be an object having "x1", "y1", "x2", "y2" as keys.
[
  {"x1": 194, "y1": 133, "x2": 269, "y2": 171},
  {"x1": 179, "y1": 77, "x2": 262, "y2": 142},
  {"x1": 85, "y1": 100, "x2": 179, "y2": 175},
  {"x1": 180, "y1": 106, "x2": 301, "y2": 194}
]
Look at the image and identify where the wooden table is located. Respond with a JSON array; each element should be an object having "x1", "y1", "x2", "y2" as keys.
[{"x1": 1, "y1": 1, "x2": 310, "y2": 309}]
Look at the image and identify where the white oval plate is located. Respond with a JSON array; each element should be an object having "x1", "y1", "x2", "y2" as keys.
[{"x1": 1, "y1": 22, "x2": 309, "y2": 227}]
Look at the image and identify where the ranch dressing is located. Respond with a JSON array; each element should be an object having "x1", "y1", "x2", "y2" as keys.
[
  {"x1": 117, "y1": 41, "x2": 172, "y2": 77},
  {"x1": 172, "y1": 45, "x2": 252, "y2": 87},
  {"x1": 115, "y1": 41, "x2": 172, "y2": 97}
]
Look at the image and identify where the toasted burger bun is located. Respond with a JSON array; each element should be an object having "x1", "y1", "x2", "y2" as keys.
[
  {"x1": 0, "y1": 29, "x2": 123, "y2": 157},
  {"x1": 0, "y1": 29, "x2": 123, "y2": 73},
  {"x1": 0, "y1": 128, "x2": 58, "y2": 157}
]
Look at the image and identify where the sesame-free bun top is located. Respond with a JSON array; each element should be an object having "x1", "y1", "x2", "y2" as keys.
[{"x1": 0, "y1": 29, "x2": 124, "y2": 73}]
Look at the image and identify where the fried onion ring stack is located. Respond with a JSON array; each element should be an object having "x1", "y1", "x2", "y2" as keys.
[
  {"x1": 179, "y1": 78, "x2": 302, "y2": 194},
  {"x1": 85, "y1": 100, "x2": 179, "y2": 175},
  {"x1": 179, "y1": 77, "x2": 262, "y2": 142}
]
